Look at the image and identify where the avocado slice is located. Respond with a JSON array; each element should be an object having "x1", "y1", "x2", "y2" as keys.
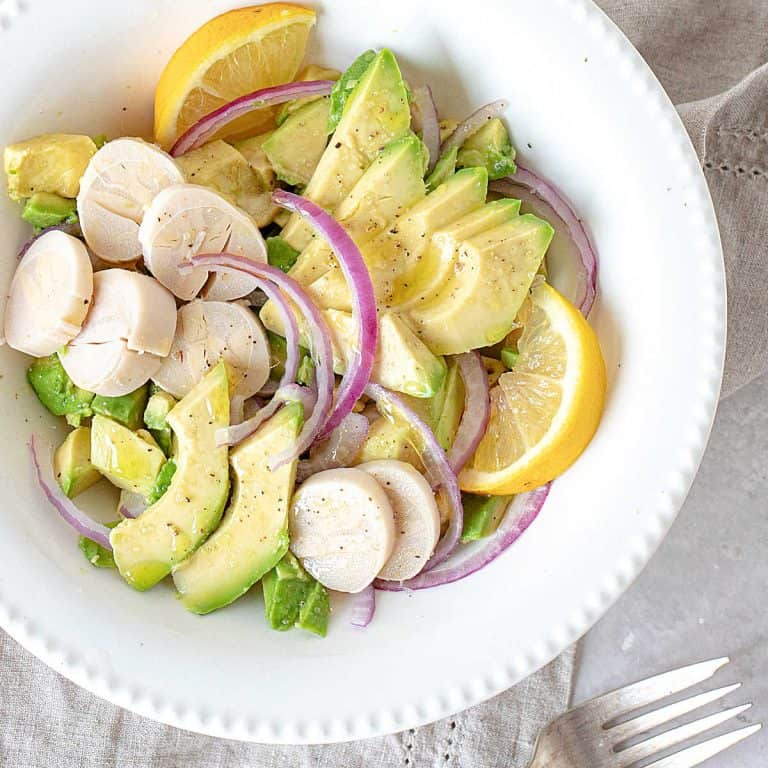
[
  {"x1": 173, "y1": 402, "x2": 303, "y2": 614},
  {"x1": 175, "y1": 139, "x2": 276, "y2": 227},
  {"x1": 110, "y1": 362, "x2": 230, "y2": 590},
  {"x1": 425, "y1": 146, "x2": 458, "y2": 193},
  {"x1": 433, "y1": 360, "x2": 466, "y2": 450},
  {"x1": 460, "y1": 494, "x2": 512, "y2": 542},
  {"x1": 262, "y1": 551, "x2": 330, "y2": 636},
  {"x1": 143, "y1": 389, "x2": 177, "y2": 455},
  {"x1": 259, "y1": 134, "x2": 427, "y2": 334},
  {"x1": 356, "y1": 414, "x2": 422, "y2": 468},
  {"x1": 91, "y1": 385, "x2": 149, "y2": 431},
  {"x1": 308, "y1": 167, "x2": 489, "y2": 313},
  {"x1": 90, "y1": 415, "x2": 166, "y2": 497},
  {"x1": 147, "y1": 459, "x2": 176, "y2": 504},
  {"x1": 27, "y1": 354, "x2": 94, "y2": 422},
  {"x1": 394, "y1": 197, "x2": 522, "y2": 311},
  {"x1": 327, "y1": 50, "x2": 377, "y2": 134},
  {"x1": 280, "y1": 49, "x2": 412, "y2": 251},
  {"x1": 4, "y1": 134, "x2": 97, "y2": 200},
  {"x1": 457, "y1": 118, "x2": 517, "y2": 180},
  {"x1": 54, "y1": 427, "x2": 101, "y2": 498},
  {"x1": 263, "y1": 98, "x2": 331, "y2": 187},
  {"x1": 324, "y1": 309, "x2": 446, "y2": 398},
  {"x1": 21, "y1": 192, "x2": 78, "y2": 231},
  {"x1": 410, "y1": 214, "x2": 554, "y2": 355}
]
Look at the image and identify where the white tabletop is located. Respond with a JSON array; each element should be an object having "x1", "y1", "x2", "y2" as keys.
[{"x1": 575, "y1": 372, "x2": 768, "y2": 766}]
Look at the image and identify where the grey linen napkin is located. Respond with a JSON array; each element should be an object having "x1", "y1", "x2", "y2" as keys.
[{"x1": 2, "y1": 2, "x2": 767, "y2": 765}]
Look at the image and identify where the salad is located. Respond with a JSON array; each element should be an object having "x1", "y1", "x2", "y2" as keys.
[{"x1": 3, "y1": 4, "x2": 605, "y2": 637}]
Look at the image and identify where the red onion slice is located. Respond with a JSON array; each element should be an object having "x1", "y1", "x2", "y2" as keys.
[
  {"x1": 376, "y1": 483, "x2": 550, "y2": 592},
  {"x1": 170, "y1": 80, "x2": 335, "y2": 156},
  {"x1": 411, "y1": 85, "x2": 440, "y2": 173},
  {"x1": 364, "y1": 383, "x2": 462, "y2": 572},
  {"x1": 189, "y1": 254, "x2": 333, "y2": 468},
  {"x1": 29, "y1": 435, "x2": 112, "y2": 549},
  {"x1": 272, "y1": 189, "x2": 378, "y2": 439},
  {"x1": 118, "y1": 491, "x2": 148, "y2": 519},
  {"x1": 349, "y1": 584, "x2": 376, "y2": 628},
  {"x1": 440, "y1": 99, "x2": 508, "y2": 156},
  {"x1": 490, "y1": 165, "x2": 598, "y2": 316},
  {"x1": 447, "y1": 352, "x2": 491, "y2": 473},
  {"x1": 296, "y1": 411, "x2": 369, "y2": 484}
]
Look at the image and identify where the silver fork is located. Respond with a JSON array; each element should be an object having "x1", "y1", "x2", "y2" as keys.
[{"x1": 528, "y1": 657, "x2": 761, "y2": 767}]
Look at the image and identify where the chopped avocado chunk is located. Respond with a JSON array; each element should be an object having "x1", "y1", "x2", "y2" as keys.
[
  {"x1": 298, "y1": 580, "x2": 330, "y2": 637},
  {"x1": 143, "y1": 390, "x2": 176, "y2": 455},
  {"x1": 54, "y1": 427, "x2": 101, "y2": 498},
  {"x1": 263, "y1": 98, "x2": 331, "y2": 186},
  {"x1": 267, "y1": 330, "x2": 312, "y2": 383},
  {"x1": 147, "y1": 459, "x2": 176, "y2": 504},
  {"x1": 110, "y1": 362, "x2": 230, "y2": 591},
  {"x1": 356, "y1": 414, "x2": 422, "y2": 469},
  {"x1": 91, "y1": 385, "x2": 149, "y2": 431},
  {"x1": 262, "y1": 551, "x2": 329, "y2": 635},
  {"x1": 173, "y1": 403, "x2": 303, "y2": 614},
  {"x1": 280, "y1": 49, "x2": 412, "y2": 251},
  {"x1": 325, "y1": 309, "x2": 446, "y2": 398},
  {"x1": 90, "y1": 415, "x2": 166, "y2": 497},
  {"x1": 425, "y1": 146, "x2": 458, "y2": 193},
  {"x1": 501, "y1": 346, "x2": 520, "y2": 369},
  {"x1": 21, "y1": 192, "x2": 78, "y2": 231},
  {"x1": 79, "y1": 524, "x2": 119, "y2": 569},
  {"x1": 4, "y1": 134, "x2": 97, "y2": 200},
  {"x1": 27, "y1": 355, "x2": 94, "y2": 420},
  {"x1": 433, "y1": 361, "x2": 465, "y2": 450},
  {"x1": 410, "y1": 214, "x2": 554, "y2": 355},
  {"x1": 266, "y1": 236, "x2": 300, "y2": 273},
  {"x1": 175, "y1": 139, "x2": 276, "y2": 227},
  {"x1": 327, "y1": 50, "x2": 377, "y2": 133},
  {"x1": 460, "y1": 494, "x2": 512, "y2": 542},
  {"x1": 296, "y1": 356, "x2": 315, "y2": 387},
  {"x1": 457, "y1": 118, "x2": 517, "y2": 180}
]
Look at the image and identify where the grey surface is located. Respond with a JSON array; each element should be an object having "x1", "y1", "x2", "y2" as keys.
[{"x1": 575, "y1": 372, "x2": 768, "y2": 766}]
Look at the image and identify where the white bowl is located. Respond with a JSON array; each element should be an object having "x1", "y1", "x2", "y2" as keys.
[{"x1": 0, "y1": 0, "x2": 724, "y2": 744}]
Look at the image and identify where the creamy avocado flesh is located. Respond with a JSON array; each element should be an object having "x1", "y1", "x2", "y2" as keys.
[
  {"x1": 110, "y1": 362, "x2": 230, "y2": 591},
  {"x1": 280, "y1": 49, "x2": 412, "y2": 250},
  {"x1": 410, "y1": 214, "x2": 554, "y2": 355},
  {"x1": 54, "y1": 426, "x2": 101, "y2": 498},
  {"x1": 173, "y1": 402, "x2": 303, "y2": 614}
]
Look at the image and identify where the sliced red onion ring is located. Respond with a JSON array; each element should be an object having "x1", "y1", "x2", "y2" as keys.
[
  {"x1": 272, "y1": 189, "x2": 378, "y2": 439},
  {"x1": 29, "y1": 435, "x2": 112, "y2": 549},
  {"x1": 349, "y1": 584, "x2": 376, "y2": 628},
  {"x1": 188, "y1": 254, "x2": 333, "y2": 467},
  {"x1": 447, "y1": 352, "x2": 491, "y2": 473},
  {"x1": 440, "y1": 99, "x2": 508, "y2": 156},
  {"x1": 118, "y1": 491, "x2": 148, "y2": 519},
  {"x1": 490, "y1": 165, "x2": 598, "y2": 316},
  {"x1": 296, "y1": 411, "x2": 369, "y2": 484},
  {"x1": 376, "y1": 483, "x2": 550, "y2": 592},
  {"x1": 364, "y1": 383, "x2": 462, "y2": 572},
  {"x1": 170, "y1": 80, "x2": 335, "y2": 156},
  {"x1": 412, "y1": 85, "x2": 440, "y2": 173}
]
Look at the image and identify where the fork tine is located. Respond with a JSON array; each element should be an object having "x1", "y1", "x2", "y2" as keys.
[
  {"x1": 641, "y1": 723, "x2": 762, "y2": 768},
  {"x1": 608, "y1": 683, "x2": 742, "y2": 743},
  {"x1": 582, "y1": 657, "x2": 730, "y2": 721},
  {"x1": 615, "y1": 704, "x2": 752, "y2": 767}
]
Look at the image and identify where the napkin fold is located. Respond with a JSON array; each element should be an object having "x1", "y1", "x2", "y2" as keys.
[{"x1": 3, "y1": 2, "x2": 767, "y2": 766}]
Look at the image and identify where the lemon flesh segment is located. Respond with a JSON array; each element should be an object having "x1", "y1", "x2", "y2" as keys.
[
  {"x1": 460, "y1": 282, "x2": 606, "y2": 494},
  {"x1": 154, "y1": 4, "x2": 317, "y2": 149}
]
